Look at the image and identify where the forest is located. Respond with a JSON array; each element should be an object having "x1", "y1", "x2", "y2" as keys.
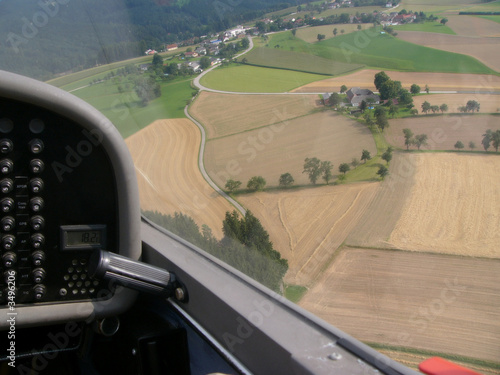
[
  {"x1": 143, "y1": 210, "x2": 289, "y2": 292},
  {"x1": 0, "y1": 0, "x2": 300, "y2": 80}
]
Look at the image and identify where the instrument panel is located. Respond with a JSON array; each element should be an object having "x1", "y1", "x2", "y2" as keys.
[{"x1": 0, "y1": 70, "x2": 141, "y2": 327}]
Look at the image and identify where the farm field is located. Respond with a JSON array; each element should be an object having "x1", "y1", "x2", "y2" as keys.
[
  {"x1": 446, "y1": 15, "x2": 500, "y2": 37},
  {"x1": 125, "y1": 119, "x2": 234, "y2": 239},
  {"x1": 203, "y1": 111, "x2": 377, "y2": 188},
  {"x1": 299, "y1": 247, "x2": 500, "y2": 365},
  {"x1": 392, "y1": 21, "x2": 456, "y2": 35},
  {"x1": 388, "y1": 153, "x2": 500, "y2": 258},
  {"x1": 292, "y1": 68, "x2": 500, "y2": 93},
  {"x1": 243, "y1": 47, "x2": 363, "y2": 76},
  {"x1": 237, "y1": 183, "x2": 379, "y2": 285},
  {"x1": 296, "y1": 24, "x2": 373, "y2": 43},
  {"x1": 189, "y1": 92, "x2": 319, "y2": 139},
  {"x1": 412, "y1": 93, "x2": 500, "y2": 114},
  {"x1": 396, "y1": 30, "x2": 500, "y2": 72},
  {"x1": 199, "y1": 64, "x2": 326, "y2": 93},
  {"x1": 385, "y1": 114, "x2": 500, "y2": 151}
]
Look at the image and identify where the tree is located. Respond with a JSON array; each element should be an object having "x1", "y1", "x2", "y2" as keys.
[
  {"x1": 321, "y1": 161, "x2": 334, "y2": 184},
  {"x1": 225, "y1": 179, "x2": 241, "y2": 192},
  {"x1": 303, "y1": 157, "x2": 322, "y2": 184},
  {"x1": 469, "y1": 141, "x2": 476, "y2": 151},
  {"x1": 357, "y1": 24, "x2": 362, "y2": 30},
  {"x1": 425, "y1": 84, "x2": 430, "y2": 94},
  {"x1": 333, "y1": 28, "x2": 338, "y2": 36},
  {"x1": 200, "y1": 56, "x2": 211, "y2": 69},
  {"x1": 454, "y1": 141, "x2": 464, "y2": 151},
  {"x1": 279, "y1": 173, "x2": 294, "y2": 188},
  {"x1": 440, "y1": 103, "x2": 448, "y2": 113},
  {"x1": 421, "y1": 101, "x2": 431, "y2": 114},
  {"x1": 364, "y1": 112, "x2": 375, "y2": 128},
  {"x1": 382, "y1": 149, "x2": 392, "y2": 164},
  {"x1": 466, "y1": 100, "x2": 480, "y2": 112},
  {"x1": 361, "y1": 149, "x2": 371, "y2": 163},
  {"x1": 403, "y1": 128, "x2": 414, "y2": 150},
  {"x1": 482, "y1": 129, "x2": 492, "y2": 151},
  {"x1": 317, "y1": 34, "x2": 326, "y2": 41},
  {"x1": 410, "y1": 109, "x2": 418, "y2": 115},
  {"x1": 291, "y1": 29, "x2": 297, "y2": 37},
  {"x1": 410, "y1": 84, "x2": 421, "y2": 95},
  {"x1": 247, "y1": 176, "x2": 266, "y2": 191},
  {"x1": 329, "y1": 92, "x2": 342, "y2": 107},
  {"x1": 379, "y1": 80, "x2": 400, "y2": 100},
  {"x1": 492, "y1": 130, "x2": 500, "y2": 152},
  {"x1": 152, "y1": 53, "x2": 163, "y2": 67},
  {"x1": 134, "y1": 75, "x2": 161, "y2": 106},
  {"x1": 388, "y1": 104, "x2": 399, "y2": 118},
  {"x1": 377, "y1": 165, "x2": 389, "y2": 179},
  {"x1": 430, "y1": 105, "x2": 439, "y2": 114},
  {"x1": 359, "y1": 100, "x2": 368, "y2": 112},
  {"x1": 340, "y1": 84, "x2": 348, "y2": 93},
  {"x1": 339, "y1": 163, "x2": 350, "y2": 175},
  {"x1": 374, "y1": 71, "x2": 390, "y2": 91},
  {"x1": 398, "y1": 89, "x2": 413, "y2": 106},
  {"x1": 440, "y1": 18, "x2": 448, "y2": 26},
  {"x1": 375, "y1": 108, "x2": 389, "y2": 131},
  {"x1": 414, "y1": 134, "x2": 428, "y2": 150},
  {"x1": 351, "y1": 158, "x2": 360, "y2": 167}
]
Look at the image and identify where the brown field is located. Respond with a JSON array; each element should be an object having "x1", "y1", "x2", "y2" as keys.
[
  {"x1": 447, "y1": 15, "x2": 500, "y2": 37},
  {"x1": 388, "y1": 153, "x2": 500, "y2": 258},
  {"x1": 292, "y1": 68, "x2": 500, "y2": 93},
  {"x1": 125, "y1": 119, "x2": 234, "y2": 239},
  {"x1": 203, "y1": 111, "x2": 377, "y2": 188},
  {"x1": 345, "y1": 153, "x2": 417, "y2": 249},
  {"x1": 189, "y1": 91, "x2": 318, "y2": 139},
  {"x1": 237, "y1": 183, "x2": 379, "y2": 285},
  {"x1": 412, "y1": 93, "x2": 500, "y2": 114},
  {"x1": 299, "y1": 248, "x2": 500, "y2": 364},
  {"x1": 396, "y1": 30, "x2": 500, "y2": 72},
  {"x1": 385, "y1": 114, "x2": 500, "y2": 151},
  {"x1": 296, "y1": 24, "x2": 372, "y2": 43}
]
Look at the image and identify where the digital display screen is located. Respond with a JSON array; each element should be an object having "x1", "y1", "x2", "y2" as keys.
[{"x1": 61, "y1": 225, "x2": 106, "y2": 250}]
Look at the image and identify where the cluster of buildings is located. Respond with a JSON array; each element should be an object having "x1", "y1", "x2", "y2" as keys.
[{"x1": 380, "y1": 12, "x2": 417, "y2": 25}]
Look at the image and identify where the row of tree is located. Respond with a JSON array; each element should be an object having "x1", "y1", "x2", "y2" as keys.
[{"x1": 143, "y1": 210, "x2": 288, "y2": 292}]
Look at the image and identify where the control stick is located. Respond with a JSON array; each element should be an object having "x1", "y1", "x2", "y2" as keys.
[{"x1": 88, "y1": 249, "x2": 187, "y2": 301}]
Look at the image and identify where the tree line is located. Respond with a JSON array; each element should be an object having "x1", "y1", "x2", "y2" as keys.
[{"x1": 143, "y1": 210, "x2": 288, "y2": 292}]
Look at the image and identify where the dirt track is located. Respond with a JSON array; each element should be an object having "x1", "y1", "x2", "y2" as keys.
[
  {"x1": 125, "y1": 119, "x2": 234, "y2": 239},
  {"x1": 292, "y1": 69, "x2": 500, "y2": 93}
]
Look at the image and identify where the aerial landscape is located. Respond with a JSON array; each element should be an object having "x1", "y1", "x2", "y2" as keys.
[{"x1": 8, "y1": 0, "x2": 500, "y2": 372}]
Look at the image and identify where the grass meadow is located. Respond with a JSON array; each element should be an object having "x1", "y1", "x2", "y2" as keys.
[
  {"x1": 71, "y1": 76, "x2": 194, "y2": 138},
  {"x1": 393, "y1": 21, "x2": 456, "y2": 34},
  {"x1": 199, "y1": 64, "x2": 327, "y2": 92}
]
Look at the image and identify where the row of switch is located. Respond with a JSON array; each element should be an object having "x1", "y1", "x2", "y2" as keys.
[
  {"x1": 1, "y1": 177, "x2": 43, "y2": 194},
  {"x1": 0, "y1": 159, "x2": 44, "y2": 175},
  {"x1": 0, "y1": 138, "x2": 44, "y2": 154}
]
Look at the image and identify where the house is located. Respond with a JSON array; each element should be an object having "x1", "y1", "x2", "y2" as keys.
[
  {"x1": 139, "y1": 64, "x2": 151, "y2": 71},
  {"x1": 346, "y1": 87, "x2": 380, "y2": 107},
  {"x1": 166, "y1": 44, "x2": 178, "y2": 51},
  {"x1": 184, "y1": 51, "x2": 198, "y2": 58},
  {"x1": 322, "y1": 93, "x2": 330, "y2": 105},
  {"x1": 195, "y1": 46, "x2": 207, "y2": 55},
  {"x1": 144, "y1": 49, "x2": 157, "y2": 55}
]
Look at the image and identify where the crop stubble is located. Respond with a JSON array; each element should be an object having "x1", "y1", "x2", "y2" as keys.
[{"x1": 125, "y1": 119, "x2": 234, "y2": 239}]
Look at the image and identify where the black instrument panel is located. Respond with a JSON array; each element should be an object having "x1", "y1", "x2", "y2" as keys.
[
  {"x1": 0, "y1": 70, "x2": 140, "y2": 327},
  {"x1": 0, "y1": 98, "x2": 118, "y2": 305}
]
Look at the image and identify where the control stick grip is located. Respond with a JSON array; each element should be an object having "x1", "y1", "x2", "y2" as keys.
[{"x1": 89, "y1": 249, "x2": 177, "y2": 297}]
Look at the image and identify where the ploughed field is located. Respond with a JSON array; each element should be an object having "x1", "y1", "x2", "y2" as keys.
[{"x1": 125, "y1": 119, "x2": 234, "y2": 239}]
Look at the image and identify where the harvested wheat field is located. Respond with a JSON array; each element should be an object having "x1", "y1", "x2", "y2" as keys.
[
  {"x1": 447, "y1": 15, "x2": 500, "y2": 37},
  {"x1": 345, "y1": 153, "x2": 418, "y2": 249},
  {"x1": 299, "y1": 248, "x2": 500, "y2": 365},
  {"x1": 296, "y1": 24, "x2": 372, "y2": 43},
  {"x1": 292, "y1": 68, "x2": 500, "y2": 93},
  {"x1": 189, "y1": 91, "x2": 318, "y2": 139},
  {"x1": 125, "y1": 119, "x2": 233, "y2": 239},
  {"x1": 237, "y1": 183, "x2": 379, "y2": 285},
  {"x1": 385, "y1": 114, "x2": 500, "y2": 151},
  {"x1": 396, "y1": 30, "x2": 500, "y2": 72},
  {"x1": 204, "y1": 111, "x2": 377, "y2": 188},
  {"x1": 388, "y1": 153, "x2": 500, "y2": 258}
]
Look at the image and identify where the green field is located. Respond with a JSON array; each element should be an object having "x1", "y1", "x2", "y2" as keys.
[
  {"x1": 244, "y1": 46, "x2": 363, "y2": 76},
  {"x1": 393, "y1": 21, "x2": 456, "y2": 34},
  {"x1": 200, "y1": 64, "x2": 327, "y2": 92},
  {"x1": 261, "y1": 29, "x2": 496, "y2": 74},
  {"x1": 459, "y1": 0, "x2": 500, "y2": 12},
  {"x1": 71, "y1": 76, "x2": 194, "y2": 138},
  {"x1": 477, "y1": 15, "x2": 500, "y2": 23}
]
